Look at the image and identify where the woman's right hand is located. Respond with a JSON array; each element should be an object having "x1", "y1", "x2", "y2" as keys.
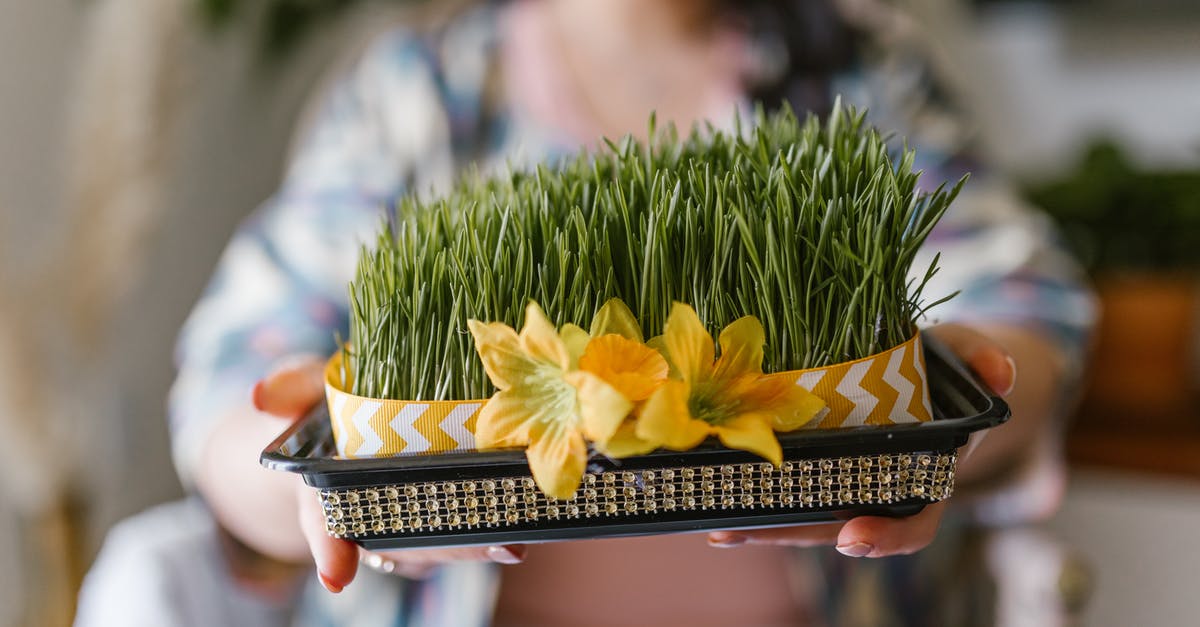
[{"x1": 252, "y1": 356, "x2": 526, "y2": 592}]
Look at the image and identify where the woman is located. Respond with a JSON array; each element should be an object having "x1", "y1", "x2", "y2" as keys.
[{"x1": 84, "y1": 1, "x2": 1093, "y2": 625}]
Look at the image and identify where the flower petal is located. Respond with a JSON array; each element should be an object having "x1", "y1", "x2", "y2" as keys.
[
  {"x1": 714, "y1": 316, "x2": 766, "y2": 380},
  {"x1": 726, "y1": 375, "x2": 826, "y2": 432},
  {"x1": 712, "y1": 414, "x2": 782, "y2": 466},
  {"x1": 589, "y1": 298, "x2": 643, "y2": 341},
  {"x1": 595, "y1": 420, "x2": 659, "y2": 458},
  {"x1": 578, "y1": 334, "x2": 669, "y2": 401},
  {"x1": 473, "y1": 388, "x2": 538, "y2": 448},
  {"x1": 663, "y1": 303, "x2": 715, "y2": 386},
  {"x1": 468, "y1": 319, "x2": 540, "y2": 391},
  {"x1": 560, "y1": 323, "x2": 590, "y2": 370},
  {"x1": 526, "y1": 427, "x2": 588, "y2": 500},
  {"x1": 519, "y1": 301, "x2": 569, "y2": 371},
  {"x1": 766, "y1": 383, "x2": 826, "y2": 432},
  {"x1": 635, "y1": 381, "x2": 711, "y2": 450},
  {"x1": 564, "y1": 370, "x2": 633, "y2": 445},
  {"x1": 645, "y1": 335, "x2": 680, "y2": 380}
]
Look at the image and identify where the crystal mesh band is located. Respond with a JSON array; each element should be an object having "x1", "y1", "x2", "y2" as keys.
[{"x1": 321, "y1": 451, "x2": 956, "y2": 539}]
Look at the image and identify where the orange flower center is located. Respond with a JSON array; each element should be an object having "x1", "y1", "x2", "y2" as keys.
[{"x1": 578, "y1": 334, "x2": 669, "y2": 402}]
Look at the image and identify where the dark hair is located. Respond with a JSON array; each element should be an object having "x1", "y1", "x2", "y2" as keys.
[{"x1": 727, "y1": 0, "x2": 861, "y2": 115}]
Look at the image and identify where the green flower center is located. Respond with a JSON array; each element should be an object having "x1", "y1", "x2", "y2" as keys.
[
  {"x1": 688, "y1": 384, "x2": 740, "y2": 426},
  {"x1": 522, "y1": 366, "x2": 579, "y2": 428}
]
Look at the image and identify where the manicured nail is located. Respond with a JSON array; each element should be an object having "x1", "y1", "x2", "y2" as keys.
[
  {"x1": 487, "y1": 545, "x2": 525, "y2": 564},
  {"x1": 836, "y1": 542, "x2": 874, "y2": 558},
  {"x1": 318, "y1": 572, "x2": 343, "y2": 593},
  {"x1": 1002, "y1": 356, "x2": 1017, "y2": 396},
  {"x1": 707, "y1": 532, "x2": 746, "y2": 548}
]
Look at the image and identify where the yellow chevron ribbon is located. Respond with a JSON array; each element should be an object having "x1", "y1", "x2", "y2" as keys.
[
  {"x1": 326, "y1": 333, "x2": 931, "y2": 458},
  {"x1": 763, "y1": 332, "x2": 932, "y2": 429},
  {"x1": 324, "y1": 353, "x2": 487, "y2": 458}
]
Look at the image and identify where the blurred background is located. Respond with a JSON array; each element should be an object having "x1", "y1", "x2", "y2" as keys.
[{"x1": 0, "y1": 0, "x2": 1198, "y2": 625}]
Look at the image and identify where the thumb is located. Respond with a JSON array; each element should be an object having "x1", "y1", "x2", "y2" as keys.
[
  {"x1": 252, "y1": 354, "x2": 327, "y2": 420},
  {"x1": 926, "y1": 324, "x2": 1016, "y2": 397}
]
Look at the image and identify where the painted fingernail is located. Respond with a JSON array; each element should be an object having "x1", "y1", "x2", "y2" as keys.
[
  {"x1": 318, "y1": 572, "x2": 344, "y2": 593},
  {"x1": 487, "y1": 545, "x2": 525, "y2": 564},
  {"x1": 836, "y1": 542, "x2": 874, "y2": 558},
  {"x1": 707, "y1": 532, "x2": 746, "y2": 548},
  {"x1": 362, "y1": 552, "x2": 398, "y2": 574},
  {"x1": 1002, "y1": 356, "x2": 1017, "y2": 396}
]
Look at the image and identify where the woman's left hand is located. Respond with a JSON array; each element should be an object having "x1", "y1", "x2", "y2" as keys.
[{"x1": 706, "y1": 322, "x2": 1019, "y2": 558}]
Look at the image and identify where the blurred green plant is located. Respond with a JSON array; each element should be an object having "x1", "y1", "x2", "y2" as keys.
[
  {"x1": 1024, "y1": 141, "x2": 1200, "y2": 273},
  {"x1": 197, "y1": 0, "x2": 387, "y2": 56}
]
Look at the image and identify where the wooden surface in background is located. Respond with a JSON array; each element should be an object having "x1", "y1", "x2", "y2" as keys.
[
  {"x1": 1069, "y1": 424, "x2": 1200, "y2": 477},
  {"x1": 1066, "y1": 276, "x2": 1200, "y2": 479},
  {"x1": 1067, "y1": 411, "x2": 1200, "y2": 478}
]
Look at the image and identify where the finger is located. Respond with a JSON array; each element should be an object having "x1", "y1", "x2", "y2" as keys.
[
  {"x1": 835, "y1": 501, "x2": 945, "y2": 558},
  {"x1": 296, "y1": 482, "x2": 359, "y2": 592},
  {"x1": 253, "y1": 354, "x2": 327, "y2": 419},
  {"x1": 391, "y1": 544, "x2": 526, "y2": 563},
  {"x1": 365, "y1": 544, "x2": 526, "y2": 579},
  {"x1": 707, "y1": 522, "x2": 842, "y2": 548},
  {"x1": 927, "y1": 324, "x2": 1016, "y2": 396}
]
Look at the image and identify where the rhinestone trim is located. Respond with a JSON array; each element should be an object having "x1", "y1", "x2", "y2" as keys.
[{"x1": 320, "y1": 452, "x2": 956, "y2": 539}]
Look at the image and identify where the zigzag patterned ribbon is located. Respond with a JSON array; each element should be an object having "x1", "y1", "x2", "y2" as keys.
[
  {"x1": 324, "y1": 354, "x2": 487, "y2": 458},
  {"x1": 768, "y1": 332, "x2": 933, "y2": 429},
  {"x1": 326, "y1": 333, "x2": 932, "y2": 458}
]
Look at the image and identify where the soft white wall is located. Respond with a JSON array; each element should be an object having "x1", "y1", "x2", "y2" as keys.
[
  {"x1": 971, "y1": 5, "x2": 1200, "y2": 177},
  {"x1": 0, "y1": 1, "x2": 78, "y2": 261}
]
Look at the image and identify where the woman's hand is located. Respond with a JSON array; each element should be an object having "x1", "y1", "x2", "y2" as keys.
[
  {"x1": 707, "y1": 322, "x2": 1023, "y2": 558},
  {"x1": 251, "y1": 356, "x2": 525, "y2": 593}
]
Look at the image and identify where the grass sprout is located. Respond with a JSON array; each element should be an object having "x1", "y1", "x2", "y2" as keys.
[{"x1": 346, "y1": 102, "x2": 964, "y2": 400}]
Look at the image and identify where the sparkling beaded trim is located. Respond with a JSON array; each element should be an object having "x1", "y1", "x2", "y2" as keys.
[{"x1": 321, "y1": 452, "x2": 956, "y2": 539}]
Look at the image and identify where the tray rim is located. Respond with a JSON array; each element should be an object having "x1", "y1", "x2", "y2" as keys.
[
  {"x1": 351, "y1": 503, "x2": 933, "y2": 550},
  {"x1": 262, "y1": 333, "x2": 1009, "y2": 484}
]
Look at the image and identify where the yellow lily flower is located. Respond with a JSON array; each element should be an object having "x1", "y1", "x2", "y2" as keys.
[
  {"x1": 468, "y1": 302, "x2": 632, "y2": 499},
  {"x1": 635, "y1": 303, "x2": 826, "y2": 465}
]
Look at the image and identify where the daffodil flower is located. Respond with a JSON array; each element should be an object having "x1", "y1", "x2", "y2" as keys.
[
  {"x1": 468, "y1": 302, "x2": 632, "y2": 499},
  {"x1": 575, "y1": 299, "x2": 669, "y2": 457},
  {"x1": 635, "y1": 303, "x2": 826, "y2": 465}
]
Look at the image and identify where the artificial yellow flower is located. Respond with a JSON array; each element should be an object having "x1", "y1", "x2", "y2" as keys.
[
  {"x1": 580, "y1": 334, "x2": 667, "y2": 402},
  {"x1": 635, "y1": 303, "x2": 826, "y2": 465},
  {"x1": 579, "y1": 299, "x2": 667, "y2": 401},
  {"x1": 468, "y1": 302, "x2": 632, "y2": 499},
  {"x1": 576, "y1": 299, "x2": 668, "y2": 457},
  {"x1": 588, "y1": 297, "x2": 644, "y2": 342}
]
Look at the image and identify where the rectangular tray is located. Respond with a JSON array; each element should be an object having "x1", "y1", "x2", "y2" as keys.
[{"x1": 262, "y1": 335, "x2": 1008, "y2": 550}]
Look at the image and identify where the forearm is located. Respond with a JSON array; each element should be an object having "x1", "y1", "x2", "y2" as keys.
[{"x1": 195, "y1": 405, "x2": 311, "y2": 563}]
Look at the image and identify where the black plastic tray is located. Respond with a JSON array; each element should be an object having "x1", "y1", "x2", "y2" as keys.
[{"x1": 262, "y1": 334, "x2": 1008, "y2": 549}]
